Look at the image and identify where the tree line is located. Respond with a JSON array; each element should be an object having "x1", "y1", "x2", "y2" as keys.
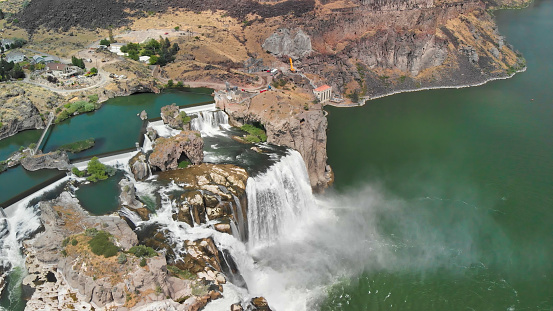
[
  {"x1": 0, "y1": 59, "x2": 24, "y2": 81},
  {"x1": 120, "y1": 37, "x2": 179, "y2": 66}
]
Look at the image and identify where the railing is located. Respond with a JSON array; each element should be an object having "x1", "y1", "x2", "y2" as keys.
[{"x1": 33, "y1": 112, "x2": 55, "y2": 155}]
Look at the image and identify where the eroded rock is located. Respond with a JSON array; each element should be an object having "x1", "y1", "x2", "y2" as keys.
[
  {"x1": 129, "y1": 151, "x2": 151, "y2": 181},
  {"x1": 21, "y1": 150, "x2": 70, "y2": 171},
  {"x1": 149, "y1": 130, "x2": 203, "y2": 171}
]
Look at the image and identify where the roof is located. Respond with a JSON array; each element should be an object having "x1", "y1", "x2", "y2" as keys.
[
  {"x1": 314, "y1": 85, "x2": 331, "y2": 92},
  {"x1": 5, "y1": 51, "x2": 25, "y2": 62},
  {"x1": 46, "y1": 63, "x2": 67, "y2": 71}
]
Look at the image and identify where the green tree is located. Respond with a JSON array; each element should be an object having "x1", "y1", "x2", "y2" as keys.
[
  {"x1": 174, "y1": 26, "x2": 180, "y2": 31},
  {"x1": 99, "y1": 38, "x2": 111, "y2": 46},
  {"x1": 89, "y1": 67, "x2": 98, "y2": 75},
  {"x1": 167, "y1": 79, "x2": 174, "y2": 88},
  {"x1": 86, "y1": 157, "x2": 108, "y2": 182},
  {"x1": 12, "y1": 63, "x2": 24, "y2": 79}
]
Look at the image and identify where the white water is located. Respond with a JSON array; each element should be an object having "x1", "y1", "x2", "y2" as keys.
[
  {"x1": 190, "y1": 110, "x2": 230, "y2": 136},
  {"x1": 246, "y1": 150, "x2": 316, "y2": 250}
]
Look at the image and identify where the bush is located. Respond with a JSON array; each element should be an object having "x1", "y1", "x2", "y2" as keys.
[
  {"x1": 167, "y1": 79, "x2": 174, "y2": 88},
  {"x1": 167, "y1": 265, "x2": 196, "y2": 280},
  {"x1": 85, "y1": 227, "x2": 99, "y2": 237},
  {"x1": 139, "y1": 258, "x2": 147, "y2": 267},
  {"x1": 59, "y1": 138, "x2": 95, "y2": 153},
  {"x1": 100, "y1": 39, "x2": 111, "y2": 46},
  {"x1": 72, "y1": 167, "x2": 87, "y2": 177},
  {"x1": 86, "y1": 157, "x2": 109, "y2": 182},
  {"x1": 177, "y1": 161, "x2": 190, "y2": 169},
  {"x1": 129, "y1": 245, "x2": 157, "y2": 258},
  {"x1": 179, "y1": 111, "x2": 191, "y2": 125},
  {"x1": 62, "y1": 237, "x2": 70, "y2": 247},
  {"x1": 117, "y1": 253, "x2": 127, "y2": 264},
  {"x1": 71, "y1": 239, "x2": 78, "y2": 246},
  {"x1": 88, "y1": 230, "x2": 119, "y2": 258},
  {"x1": 240, "y1": 124, "x2": 267, "y2": 143}
]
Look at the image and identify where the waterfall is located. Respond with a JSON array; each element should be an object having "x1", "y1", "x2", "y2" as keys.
[
  {"x1": 190, "y1": 110, "x2": 229, "y2": 136},
  {"x1": 246, "y1": 150, "x2": 315, "y2": 250}
]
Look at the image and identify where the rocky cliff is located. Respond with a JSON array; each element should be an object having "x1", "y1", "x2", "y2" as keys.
[
  {"x1": 149, "y1": 130, "x2": 204, "y2": 171},
  {"x1": 217, "y1": 90, "x2": 332, "y2": 192},
  {"x1": 20, "y1": 150, "x2": 71, "y2": 171},
  {"x1": 0, "y1": 84, "x2": 47, "y2": 139}
]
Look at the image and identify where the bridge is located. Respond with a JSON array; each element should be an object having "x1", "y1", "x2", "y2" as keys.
[{"x1": 33, "y1": 112, "x2": 55, "y2": 155}]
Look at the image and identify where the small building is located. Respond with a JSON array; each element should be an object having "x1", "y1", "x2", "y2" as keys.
[
  {"x1": 139, "y1": 56, "x2": 151, "y2": 63},
  {"x1": 313, "y1": 85, "x2": 332, "y2": 103},
  {"x1": 108, "y1": 43, "x2": 126, "y2": 56},
  {"x1": 32, "y1": 55, "x2": 44, "y2": 64},
  {"x1": 5, "y1": 51, "x2": 25, "y2": 63},
  {"x1": 43, "y1": 56, "x2": 55, "y2": 63},
  {"x1": 46, "y1": 63, "x2": 68, "y2": 73}
]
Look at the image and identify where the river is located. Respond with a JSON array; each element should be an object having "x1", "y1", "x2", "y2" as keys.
[{"x1": 322, "y1": 1, "x2": 553, "y2": 309}]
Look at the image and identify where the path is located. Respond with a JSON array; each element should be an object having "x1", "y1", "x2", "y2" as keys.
[{"x1": 33, "y1": 112, "x2": 54, "y2": 155}]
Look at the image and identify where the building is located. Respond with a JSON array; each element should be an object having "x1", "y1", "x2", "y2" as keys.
[
  {"x1": 108, "y1": 43, "x2": 126, "y2": 56},
  {"x1": 313, "y1": 85, "x2": 332, "y2": 103},
  {"x1": 139, "y1": 56, "x2": 151, "y2": 63},
  {"x1": 0, "y1": 39, "x2": 14, "y2": 50},
  {"x1": 32, "y1": 55, "x2": 44, "y2": 64},
  {"x1": 46, "y1": 63, "x2": 68, "y2": 73},
  {"x1": 5, "y1": 51, "x2": 25, "y2": 63}
]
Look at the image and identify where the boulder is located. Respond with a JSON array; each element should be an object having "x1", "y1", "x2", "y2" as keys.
[
  {"x1": 263, "y1": 28, "x2": 312, "y2": 59},
  {"x1": 250, "y1": 297, "x2": 272, "y2": 311},
  {"x1": 149, "y1": 130, "x2": 203, "y2": 171},
  {"x1": 21, "y1": 150, "x2": 70, "y2": 171},
  {"x1": 139, "y1": 109, "x2": 148, "y2": 120},
  {"x1": 161, "y1": 103, "x2": 186, "y2": 130},
  {"x1": 129, "y1": 151, "x2": 151, "y2": 181}
]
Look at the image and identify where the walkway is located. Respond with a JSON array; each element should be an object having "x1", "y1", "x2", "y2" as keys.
[{"x1": 33, "y1": 112, "x2": 55, "y2": 155}]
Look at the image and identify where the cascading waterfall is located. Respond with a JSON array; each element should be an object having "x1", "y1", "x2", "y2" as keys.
[
  {"x1": 190, "y1": 110, "x2": 229, "y2": 135},
  {"x1": 0, "y1": 203, "x2": 42, "y2": 311},
  {"x1": 246, "y1": 149, "x2": 316, "y2": 249}
]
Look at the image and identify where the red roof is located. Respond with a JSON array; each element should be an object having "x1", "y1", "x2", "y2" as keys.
[
  {"x1": 46, "y1": 63, "x2": 67, "y2": 71},
  {"x1": 314, "y1": 85, "x2": 331, "y2": 92}
]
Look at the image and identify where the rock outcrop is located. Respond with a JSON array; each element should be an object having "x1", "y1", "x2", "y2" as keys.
[
  {"x1": 158, "y1": 164, "x2": 249, "y2": 237},
  {"x1": 20, "y1": 150, "x2": 71, "y2": 171},
  {"x1": 129, "y1": 151, "x2": 151, "y2": 181},
  {"x1": 263, "y1": 28, "x2": 313, "y2": 59},
  {"x1": 0, "y1": 85, "x2": 45, "y2": 139},
  {"x1": 23, "y1": 191, "x2": 219, "y2": 310},
  {"x1": 149, "y1": 130, "x2": 204, "y2": 171},
  {"x1": 218, "y1": 90, "x2": 332, "y2": 192},
  {"x1": 161, "y1": 103, "x2": 187, "y2": 130}
]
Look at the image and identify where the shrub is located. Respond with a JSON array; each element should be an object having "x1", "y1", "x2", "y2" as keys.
[
  {"x1": 179, "y1": 111, "x2": 191, "y2": 125},
  {"x1": 88, "y1": 230, "x2": 119, "y2": 258},
  {"x1": 72, "y1": 167, "x2": 87, "y2": 177},
  {"x1": 167, "y1": 79, "x2": 174, "y2": 88},
  {"x1": 177, "y1": 161, "x2": 190, "y2": 169},
  {"x1": 100, "y1": 39, "x2": 111, "y2": 46},
  {"x1": 167, "y1": 265, "x2": 196, "y2": 280},
  {"x1": 117, "y1": 253, "x2": 127, "y2": 264},
  {"x1": 71, "y1": 239, "x2": 78, "y2": 246},
  {"x1": 59, "y1": 138, "x2": 95, "y2": 153},
  {"x1": 85, "y1": 227, "x2": 99, "y2": 237},
  {"x1": 62, "y1": 237, "x2": 70, "y2": 247},
  {"x1": 139, "y1": 258, "x2": 147, "y2": 267},
  {"x1": 240, "y1": 124, "x2": 267, "y2": 143},
  {"x1": 86, "y1": 157, "x2": 109, "y2": 182},
  {"x1": 129, "y1": 245, "x2": 157, "y2": 258}
]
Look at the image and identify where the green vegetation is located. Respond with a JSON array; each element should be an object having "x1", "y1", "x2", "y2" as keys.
[
  {"x1": 272, "y1": 78, "x2": 288, "y2": 88},
  {"x1": 120, "y1": 37, "x2": 179, "y2": 66},
  {"x1": 85, "y1": 227, "x2": 98, "y2": 237},
  {"x1": 177, "y1": 160, "x2": 190, "y2": 169},
  {"x1": 56, "y1": 96, "x2": 99, "y2": 122},
  {"x1": 174, "y1": 26, "x2": 180, "y2": 31},
  {"x1": 58, "y1": 138, "x2": 95, "y2": 153},
  {"x1": 71, "y1": 56, "x2": 86, "y2": 69},
  {"x1": 0, "y1": 60, "x2": 24, "y2": 81},
  {"x1": 0, "y1": 122, "x2": 3, "y2": 128},
  {"x1": 99, "y1": 39, "x2": 111, "y2": 46},
  {"x1": 179, "y1": 111, "x2": 191, "y2": 125},
  {"x1": 88, "y1": 230, "x2": 119, "y2": 258},
  {"x1": 86, "y1": 157, "x2": 114, "y2": 182},
  {"x1": 241, "y1": 124, "x2": 267, "y2": 143},
  {"x1": 72, "y1": 167, "x2": 86, "y2": 177},
  {"x1": 128, "y1": 245, "x2": 157, "y2": 258},
  {"x1": 167, "y1": 265, "x2": 196, "y2": 280},
  {"x1": 87, "y1": 67, "x2": 98, "y2": 76},
  {"x1": 346, "y1": 90, "x2": 360, "y2": 103},
  {"x1": 139, "y1": 258, "x2": 147, "y2": 267},
  {"x1": 62, "y1": 237, "x2": 70, "y2": 247},
  {"x1": 167, "y1": 79, "x2": 174, "y2": 88},
  {"x1": 71, "y1": 239, "x2": 78, "y2": 246},
  {"x1": 117, "y1": 253, "x2": 127, "y2": 264},
  {"x1": 399, "y1": 75, "x2": 407, "y2": 83}
]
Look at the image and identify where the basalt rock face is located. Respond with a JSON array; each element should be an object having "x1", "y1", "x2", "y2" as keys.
[
  {"x1": 0, "y1": 85, "x2": 45, "y2": 140},
  {"x1": 149, "y1": 130, "x2": 204, "y2": 171},
  {"x1": 158, "y1": 164, "x2": 249, "y2": 238},
  {"x1": 20, "y1": 151, "x2": 71, "y2": 171},
  {"x1": 129, "y1": 151, "x2": 151, "y2": 181},
  {"x1": 273, "y1": 0, "x2": 525, "y2": 98},
  {"x1": 161, "y1": 103, "x2": 186, "y2": 130},
  {"x1": 263, "y1": 28, "x2": 313, "y2": 59},
  {"x1": 218, "y1": 91, "x2": 332, "y2": 192}
]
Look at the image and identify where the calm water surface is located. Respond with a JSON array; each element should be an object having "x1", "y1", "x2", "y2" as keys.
[{"x1": 323, "y1": 1, "x2": 553, "y2": 310}]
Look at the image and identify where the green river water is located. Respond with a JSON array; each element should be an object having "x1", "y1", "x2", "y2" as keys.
[
  {"x1": 322, "y1": 1, "x2": 553, "y2": 310},
  {"x1": 0, "y1": 89, "x2": 212, "y2": 206}
]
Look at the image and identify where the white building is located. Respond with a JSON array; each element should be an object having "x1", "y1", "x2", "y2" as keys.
[
  {"x1": 313, "y1": 85, "x2": 332, "y2": 103},
  {"x1": 139, "y1": 56, "x2": 151, "y2": 63},
  {"x1": 5, "y1": 51, "x2": 25, "y2": 63}
]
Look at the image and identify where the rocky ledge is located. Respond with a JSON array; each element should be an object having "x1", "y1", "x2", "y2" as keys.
[
  {"x1": 149, "y1": 130, "x2": 204, "y2": 171},
  {"x1": 20, "y1": 150, "x2": 71, "y2": 171}
]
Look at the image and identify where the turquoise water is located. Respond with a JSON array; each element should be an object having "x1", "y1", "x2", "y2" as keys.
[
  {"x1": 322, "y1": 1, "x2": 553, "y2": 310},
  {"x1": 0, "y1": 90, "x2": 212, "y2": 206},
  {"x1": 75, "y1": 170, "x2": 125, "y2": 215}
]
